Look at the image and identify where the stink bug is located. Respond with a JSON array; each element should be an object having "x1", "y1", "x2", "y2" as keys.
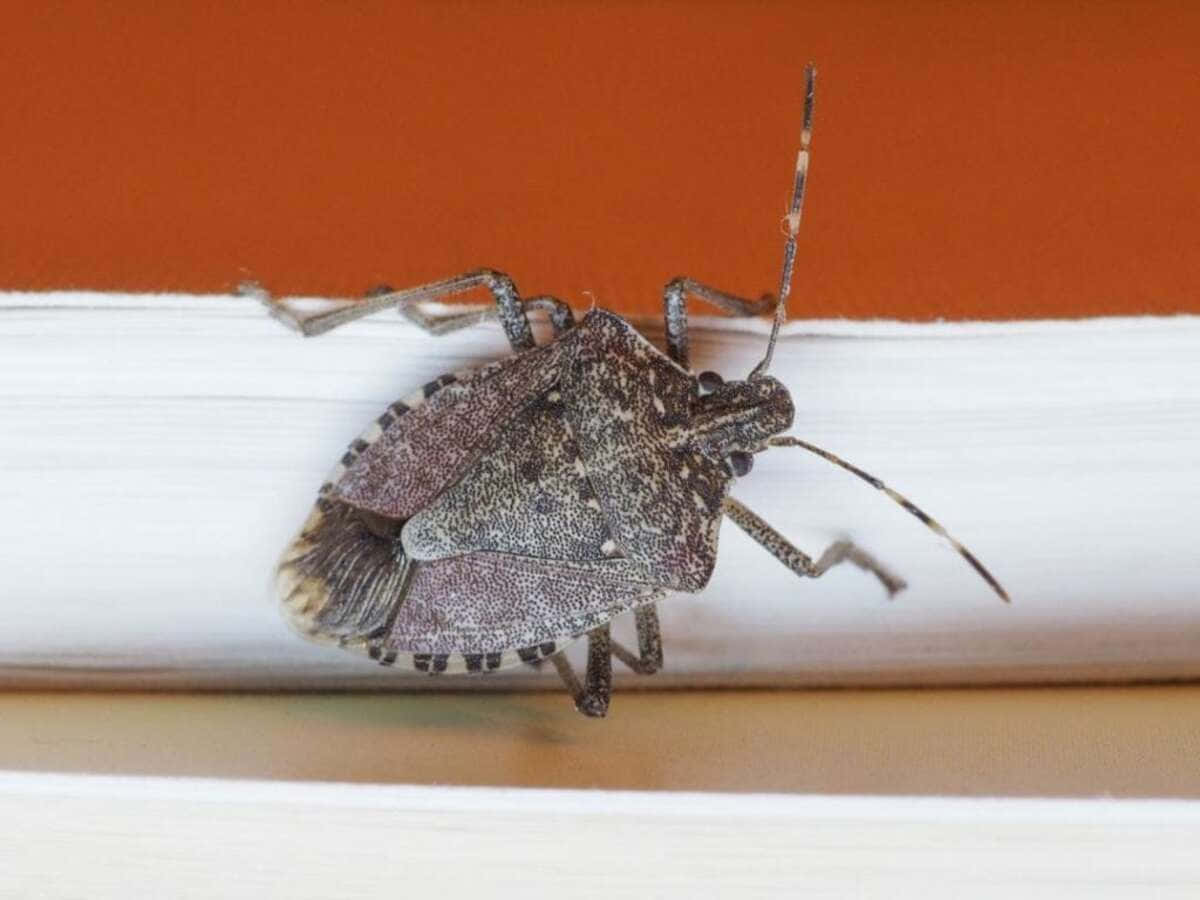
[{"x1": 260, "y1": 66, "x2": 1007, "y2": 717}]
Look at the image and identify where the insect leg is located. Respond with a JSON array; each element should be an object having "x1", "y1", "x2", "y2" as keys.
[
  {"x1": 549, "y1": 625, "x2": 613, "y2": 718},
  {"x1": 661, "y1": 276, "x2": 776, "y2": 369},
  {"x1": 722, "y1": 496, "x2": 907, "y2": 596},
  {"x1": 251, "y1": 268, "x2": 537, "y2": 350},
  {"x1": 609, "y1": 603, "x2": 663, "y2": 675},
  {"x1": 399, "y1": 294, "x2": 575, "y2": 340}
]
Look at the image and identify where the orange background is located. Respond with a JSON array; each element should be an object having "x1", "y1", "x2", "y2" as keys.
[{"x1": 2, "y1": 1, "x2": 1197, "y2": 320}]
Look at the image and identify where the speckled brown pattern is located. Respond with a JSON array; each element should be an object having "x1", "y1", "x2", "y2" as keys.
[{"x1": 275, "y1": 308, "x2": 794, "y2": 675}]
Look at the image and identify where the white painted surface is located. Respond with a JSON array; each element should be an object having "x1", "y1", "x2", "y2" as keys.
[
  {"x1": 3, "y1": 292, "x2": 1198, "y2": 688},
  {"x1": 2, "y1": 771, "x2": 1200, "y2": 899}
]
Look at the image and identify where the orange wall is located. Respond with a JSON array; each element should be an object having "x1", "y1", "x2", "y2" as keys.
[{"x1": 2, "y1": 2, "x2": 1197, "y2": 319}]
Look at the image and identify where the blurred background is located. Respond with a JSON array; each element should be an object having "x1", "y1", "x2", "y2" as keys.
[{"x1": 2, "y1": 1, "x2": 1197, "y2": 319}]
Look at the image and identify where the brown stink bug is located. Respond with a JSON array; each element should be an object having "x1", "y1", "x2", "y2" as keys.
[{"x1": 259, "y1": 66, "x2": 1007, "y2": 717}]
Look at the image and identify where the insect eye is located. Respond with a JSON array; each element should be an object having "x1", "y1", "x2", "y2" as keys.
[
  {"x1": 698, "y1": 371, "x2": 724, "y2": 394},
  {"x1": 728, "y1": 451, "x2": 753, "y2": 477}
]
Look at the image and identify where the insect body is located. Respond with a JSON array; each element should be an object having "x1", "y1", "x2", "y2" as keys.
[{"x1": 264, "y1": 67, "x2": 1007, "y2": 717}]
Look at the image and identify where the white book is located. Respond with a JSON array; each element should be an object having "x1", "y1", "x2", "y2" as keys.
[
  {"x1": 3, "y1": 292, "x2": 1198, "y2": 689},
  {"x1": 3, "y1": 771, "x2": 1200, "y2": 899}
]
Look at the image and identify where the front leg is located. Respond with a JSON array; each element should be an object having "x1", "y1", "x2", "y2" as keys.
[{"x1": 662, "y1": 276, "x2": 776, "y2": 369}]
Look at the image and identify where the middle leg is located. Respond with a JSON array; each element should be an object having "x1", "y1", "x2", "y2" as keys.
[
  {"x1": 609, "y1": 603, "x2": 664, "y2": 675},
  {"x1": 550, "y1": 625, "x2": 614, "y2": 718}
]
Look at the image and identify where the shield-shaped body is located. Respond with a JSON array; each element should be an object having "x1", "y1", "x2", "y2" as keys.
[{"x1": 276, "y1": 309, "x2": 793, "y2": 674}]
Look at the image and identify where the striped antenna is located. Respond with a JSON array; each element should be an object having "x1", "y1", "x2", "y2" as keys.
[
  {"x1": 768, "y1": 436, "x2": 1011, "y2": 603},
  {"x1": 751, "y1": 63, "x2": 816, "y2": 380}
]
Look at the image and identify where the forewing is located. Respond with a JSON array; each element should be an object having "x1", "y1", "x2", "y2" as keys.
[
  {"x1": 375, "y1": 552, "x2": 660, "y2": 655},
  {"x1": 333, "y1": 339, "x2": 565, "y2": 519}
]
